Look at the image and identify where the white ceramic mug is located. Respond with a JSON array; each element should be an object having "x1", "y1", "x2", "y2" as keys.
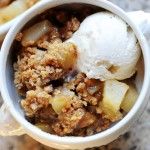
[{"x1": 1, "y1": 0, "x2": 150, "y2": 149}]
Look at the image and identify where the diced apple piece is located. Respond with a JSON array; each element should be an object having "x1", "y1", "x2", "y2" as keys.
[
  {"x1": 51, "y1": 95, "x2": 70, "y2": 114},
  {"x1": 22, "y1": 20, "x2": 51, "y2": 47},
  {"x1": 121, "y1": 84, "x2": 138, "y2": 112},
  {"x1": 100, "y1": 80, "x2": 129, "y2": 121}
]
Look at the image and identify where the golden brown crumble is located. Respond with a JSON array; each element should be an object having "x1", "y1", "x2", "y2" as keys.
[
  {"x1": 52, "y1": 108, "x2": 85, "y2": 136},
  {"x1": 21, "y1": 88, "x2": 51, "y2": 117},
  {"x1": 66, "y1": 73, "x2": 103, "y2": 105},
  {"x1": 14, "y1": 9, "x2": 113, "y2": 136},
  {"x1": 60, "y1": 17, "x2": 80, "y2": 40},
  {"x1": 41, "y1": 42, "x2": 77, "y2": 70},
  {"x1": 14, "y1": 42, "x2": 76, "y2": 95}
]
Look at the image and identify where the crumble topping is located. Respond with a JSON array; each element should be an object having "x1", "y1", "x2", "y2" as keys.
[
  {"x1": 13, "y1": 8, "x2": 122, "y2": 137},
  {"x1": 14, "y1": 42, "x2": 76, "y2": 95}
]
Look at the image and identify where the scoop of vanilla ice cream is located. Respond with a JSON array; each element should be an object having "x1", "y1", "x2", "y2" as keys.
[{"x1": 68, "y1": 12, "x2": 141, "y2": 81}]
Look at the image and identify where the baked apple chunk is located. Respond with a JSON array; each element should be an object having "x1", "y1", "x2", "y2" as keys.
[
  {"x1": 100, "y1": 80, "x2": 129, "y2": 121},
  {"x1": 121, "y1": 84, "x2": 138, "y2": 112}
]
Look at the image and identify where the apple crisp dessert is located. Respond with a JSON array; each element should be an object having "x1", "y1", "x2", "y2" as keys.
[{"x1": 13, "y1": 6, "x2": 138, "y2": 136}]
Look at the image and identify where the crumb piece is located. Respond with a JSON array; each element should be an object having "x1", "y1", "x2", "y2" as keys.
[
  {"x1": 15, "y1": 32, "x2": 23, "y2": 41},
  {"x1": 60, "y1": 17, "x2": 80, "y2": 40},
  {"x1": 85, "y1": 117, "x2": 110, "y2": 136},
  {"x1": 66, "y1": 73, "x2": 103, "y2": 105},
  {"x1": 21, "y1": 89, "x2": 51, "y2": 116},
  {"x1": 78, "y1": 112, "x2": 96, "y2": 128},
  {"x1": 37, "y1": 27, "x2": 62, "y2": 46},
  {"x1": 41, "y1": 42, "x2": 77, "y2": 70},
  {"x1": 44, "y1": 85, "x2": 53, "y2": 94},
  {"x1": 52, "y1": 108, "x2": 85, "y2": 136},
  {"x1": 22, "y1": 40, "x2": 35, "y2": 47}
]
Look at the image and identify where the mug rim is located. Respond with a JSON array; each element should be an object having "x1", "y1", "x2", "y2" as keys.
[{"x1": 1, "y1": 0, "x2": 150, "y2": 147}]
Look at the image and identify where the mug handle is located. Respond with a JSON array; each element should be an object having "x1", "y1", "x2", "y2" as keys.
[
  {"x1": 0, "y1": 10, "x2": 149, "y2": 137},
  {"x1": 128, "y1": 11, "x2": 150, "y2": 37}
]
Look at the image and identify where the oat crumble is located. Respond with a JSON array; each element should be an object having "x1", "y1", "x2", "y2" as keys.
[{"x1": 13, "y1": 7, "x2": 122, "y2": 137}]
